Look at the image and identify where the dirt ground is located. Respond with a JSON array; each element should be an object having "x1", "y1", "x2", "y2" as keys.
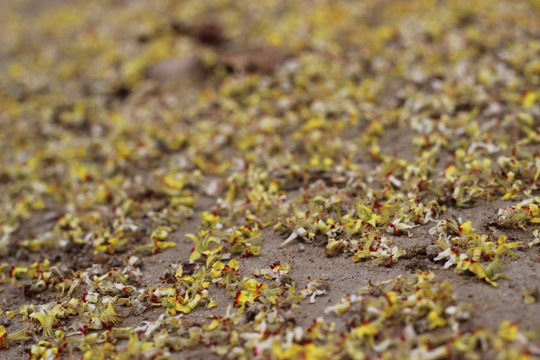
[{"x1": 1, "y1": 0, "x2": 540, "y2": 359}]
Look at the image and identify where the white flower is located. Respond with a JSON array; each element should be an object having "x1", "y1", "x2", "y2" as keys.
[
  {"x1": 529, "y1": 229, "x2": 540, "y2": 248},
  {"x1": 434, "y1": 248, "x2": 456, "y2": 269},
  {"x1": 279, "y1": 227, "x2": 307, "y2": 248}
]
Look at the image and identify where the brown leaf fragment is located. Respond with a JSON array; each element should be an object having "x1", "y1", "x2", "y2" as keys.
[
  {"x1": 217, "y1": 47, "x2": 290, "y2": 73},
  {"x1": 145, "y1": 56, "x2": 204, "y2": 83},
  {"x1": 93, "y1": 253, "x2": 109, "y2": 264},
  {"x1": 171, "y1": 21, "x2": 227, "y2": 47}
]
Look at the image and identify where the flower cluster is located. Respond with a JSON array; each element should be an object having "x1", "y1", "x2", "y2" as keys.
[
  {"x1": 430, "y1": 219, "x2": 521, "y2": 286},
  {"x1": 1, "y1": 0, "x2": 540, "y2": 358}
]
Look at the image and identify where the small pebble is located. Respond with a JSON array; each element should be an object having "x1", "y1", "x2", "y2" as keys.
[
  {"x1": 426, "y1": 245, "x2": 440, "y2": 260},
  {"x1": 92, "y1": 253, "x2": 109, "y2": 264},
  {"x1": 2, "y1": 316, "x2": 11, "y2": 326}
]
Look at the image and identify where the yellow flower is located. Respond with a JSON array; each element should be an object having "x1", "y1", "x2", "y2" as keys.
[
  {"x1": 498, "y1": 320, "x2": 518, "y2": 341},
  {"x1": 352, "y1": 322, "x2": 378, "y2": 345},
  {"x1": 458, "y1": 220, "x2": 474, "y2": 235},
  {"x1": 234, "y1": 278, "x2": 265, "y2": 307},
  {"x1": 445, "y1": 165, "x2": 458, "y2": 181},
  {"x1": 357, "y1": 205, "x2": 383, "y2": 228},
  {"x1": 99, "y1": 302, "x2": 119, "y2": 326},
  {"x1": 273, "y1": 341, "x2": 329, "y2": 360},
  {"x1": 0, "y1": 326, "x2": 29, "y2": 349},
  {"x1": 162, "y1": 173, "x2": 186, "y2": 192},
  {"x1": 150, "y1": 226, "x2": 172, "y2": 241},
  {"x1": 522, "y1": 91, "x2": 538, "y2": 108},
  {"x1": 186, "y1": 233, "x2": 223, "y2": 265},
  {"x1": 31, "y1": 311, "x2": 56, "y2": 337},
  {"x1": 150, "y1": 226, "x2": 176, "y2": 253},
  {"x1": 427, "y1": 310, "x2": 446, "y2": 329},
  {"x1": 201, "y1": 211, "x2": 220, "y2": 228},
  {"x1": 0, "y1": 326, "x2": 7, "y2": 349}
]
